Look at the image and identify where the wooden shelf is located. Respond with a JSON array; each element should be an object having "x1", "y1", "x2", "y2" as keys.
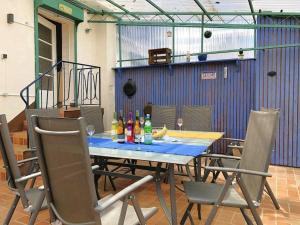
[{"x1": 113, "y1": 58, "x2": 256, "y2": 70}]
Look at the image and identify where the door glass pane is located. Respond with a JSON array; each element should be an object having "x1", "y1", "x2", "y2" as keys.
[
  {"x1": 39, "y1": 41, "x2": 52, "y2": 59},
  {"x1": 38, "y1": 23, "x2": 52, "y2": 43},
  {"x1": 39, "y1": 57, "x2": 53, "y2": 74}
]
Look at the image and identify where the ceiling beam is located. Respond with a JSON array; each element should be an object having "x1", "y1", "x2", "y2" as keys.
[
  {"x1": 247, "y1": 0, "x2": 256, "y2": 23},
  {"x1": 144, "y1": 0, "x2": 174, "y2": 22},
  {"x1": 88, "y1": 19, "x2": 300, "y2": 29},
  {"x1": 93, "y1": 11, "x2": 300, "y2": 16},
  {"x1": 105, "y1": 0, "x2": 140, "y2": 20},
  {"x1": 193, "y1": 0, "x2": 213, "y2": 21}
]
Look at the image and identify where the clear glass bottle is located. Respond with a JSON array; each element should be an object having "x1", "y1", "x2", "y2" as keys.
[{"x1": 111, "y1": 112, "x2": 118, "y2": 141}]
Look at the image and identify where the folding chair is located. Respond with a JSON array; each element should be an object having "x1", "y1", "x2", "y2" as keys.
[
  {"x1": 182, "y1": 105, "x2": 212, "y2": 132},
  {"x1": 0, "y1": 114, "x2": 46, "y2": 225},
  {"x1": 202, "y1": 109, "x2": 280, "y2": 210},
  {"x1": 80, "y1": 105, "x2": 104, "y2": 133},
  {"x1": 181, "y1": 110, "x2": 279, "y2": 225},
  {"x1": 151, "y1": 105, "x2": 176, "y2": 130},
  {"x1": 178, "y1": 106, "x2": 213, "y2": 180},
  {"x1": 31, "y1": 116, "x2": 158, "y2": 225}
]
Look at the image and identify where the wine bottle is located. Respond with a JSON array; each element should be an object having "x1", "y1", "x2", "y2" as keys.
[
  {"x1": 126, "y1": 112, "x2": 134, "y2": 143},
  {"x1": 134, "y1": 110, "x2": 141, "y2": 143},
  {"x1": 117, "y1": 113, "x2": 125, "y2": 143}
]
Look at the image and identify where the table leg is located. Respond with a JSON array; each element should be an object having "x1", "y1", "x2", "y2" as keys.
[
  {"x1": 194, "y1": 156, "x2": 202, "y2": 220},
  {"x1": 169, "y1": 164, "x2": 178, "y2": 225}
]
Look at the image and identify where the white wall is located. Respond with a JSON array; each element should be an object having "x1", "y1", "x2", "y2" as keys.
[
  {"x1": 0, "y1": 0, "x2": 35, "y2": 121},
  {"x1": 0, "y1": 2, "x2": 117, "y2": 128},
  {"x1": 77, "y1": 12, "x2": 116, "y2": 130}
]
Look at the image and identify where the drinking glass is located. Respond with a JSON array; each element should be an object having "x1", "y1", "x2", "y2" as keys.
[
  {"x1": 136, "y1": 135, "x2": 142, "y2": 150},
  {"x1": 139, "y1": 116, "x2": 145, "y2": 137},
  {"x1": 177, "y1": 118, "x2": 183, "y2": 131},
  {"x1": 140, "y1": 117, "x2": 145, "y2": 127},
  {"x1": 86, "y1": 125, "x2": 95, "y2": 145}
]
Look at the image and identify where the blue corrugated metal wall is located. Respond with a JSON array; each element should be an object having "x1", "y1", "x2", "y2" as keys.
[
  {"x1": 115, "y1": 16, "x2": 300, "y2": 167},
  {"x1": 115, "y1": 60, "x2": 256, "y2": 147},
  {"x1": 255, "y1": 17, "x2": 300, "y2": 167}
]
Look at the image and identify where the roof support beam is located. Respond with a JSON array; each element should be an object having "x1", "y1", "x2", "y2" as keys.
[
  {"x1": 105, "y1": 0, "x2": 140, "y2": 20},
  {"x1": 88, "y1": 19, "x2": 300, "y2": 29},
  {"x1": 247, "y1": 0, "x2": 256, "y2": 23},
  {"x1": 144, "y1": 0, "x2": 174, "y2": 22},
  {"x1": 94, "y1": 11, "x2": 300, "y2": 16},
  {"x1": 193, "y1": 0, "x2": 213, "y2": 21}
]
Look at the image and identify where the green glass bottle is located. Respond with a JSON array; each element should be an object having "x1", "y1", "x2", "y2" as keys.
[{"x1": 144, "y1": 114, "x2": 152, "y2": 145}]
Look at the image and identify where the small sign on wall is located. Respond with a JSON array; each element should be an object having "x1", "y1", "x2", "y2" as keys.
[{"x1": 201, "y1": 72, "x2": 217, "y2": 80}]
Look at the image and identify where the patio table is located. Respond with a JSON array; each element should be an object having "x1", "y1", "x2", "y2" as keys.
[{"x1": 89, "y1": 130, "x2": 224, "y2": 225}]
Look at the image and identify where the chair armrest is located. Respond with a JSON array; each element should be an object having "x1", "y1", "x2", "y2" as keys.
[
  {"x1": 221, "y1": 138, "x2": 245, "y2": 142},
  {"x1": 17, "y1": 157, "x2": 38, "y2": 165},
  {"x1": 95, "y1": 175, "x2": 153, "y2": 212},
  {"x1": 204, "y1": 166, "x2": 272, "y2": 177},
  {"x1": 201, "y1": 154, "x2": 241, "y2": 160},
  {"x1": 15, "y1": 171, "x2": 41, "y2": 183}
]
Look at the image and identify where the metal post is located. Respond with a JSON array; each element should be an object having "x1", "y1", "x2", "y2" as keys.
[
  {"x1": 118, "y1": 25, "x2": 122, "y2": 67},
  {"x1": 168, "y1": 164, "x2": 177, "y2": 225},
  {"x1": 172, "y1": 26, "x2": 175, "y2": 63},
  {"x1": 34, "y1": 1, "x2": 40, "y2": 108},
  {"x1": 201, "y1": 15, "x2": 204, "y2": 53},
  {"x1": 74, "y1": 23, "x2": 78, "y2": 106}
]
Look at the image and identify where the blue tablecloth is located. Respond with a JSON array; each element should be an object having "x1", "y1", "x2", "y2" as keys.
[{"x1": 88, "y1": 137, "x2": 207, "y2": 157}]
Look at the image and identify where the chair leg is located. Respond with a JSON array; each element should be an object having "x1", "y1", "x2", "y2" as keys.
[
  {"x1": 3, "y1": 195, "x2": 20, "y2": 225},
  {"x1": 205, "y1": 204, "x2": 219, "y2": 225},
  {"x1": 28, "y1": 191, "x2": 46, "y2": 225},
  {"x1": 105, "y1": 165, "x2": 116, "y2": 191},
  {"x1": 240, "y1": 208, "x2": 254, "y2": 225},
  {"x1": 265, "y1": 180, "x2": 280, "y2": 210},
  {"x1": 180, "y1": 203, "x2": 194, "y2": 225},
  {"x1": 237, "y1": 177, "x2": 264, "y2": 225},
  {"x1": 202, "y1": 159, "x2": 216, "y2": 182},
  {"x1": 94, "y1": 174, "x2": 101, "y2": 199}
]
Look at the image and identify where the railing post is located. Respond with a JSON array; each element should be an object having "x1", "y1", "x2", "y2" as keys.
[{"x1": 99, "y1": 67, "x2": 101, "y2": 106}]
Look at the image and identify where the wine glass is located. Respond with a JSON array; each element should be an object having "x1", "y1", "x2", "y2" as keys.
[
  {"x1": 86, "y1": 125, "x2": 95, "y2": 145},
  {"x1": 139, "y1": 117, "x2": 145, "y2": 127},
  {"x1": 177, "y1": 118, "x2": 183, "y2": 131}
]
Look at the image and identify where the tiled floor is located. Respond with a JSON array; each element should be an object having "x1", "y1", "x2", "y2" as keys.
[{"x1": 1, "y1": 157, "x2": 300, "y2": 224}]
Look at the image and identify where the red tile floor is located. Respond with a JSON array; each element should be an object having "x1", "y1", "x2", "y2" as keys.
[{"x1": 1, "y1": 149, "x2": 300, "y2": 225}]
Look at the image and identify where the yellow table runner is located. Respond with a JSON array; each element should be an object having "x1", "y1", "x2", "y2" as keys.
[{"x1": 167, "y1": 130, "x2": 224, "y2": 140}]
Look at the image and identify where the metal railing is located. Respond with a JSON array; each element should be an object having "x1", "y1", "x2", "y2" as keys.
[{"x1": 20, "y1": 60, "x2": 101, "y2": 109}]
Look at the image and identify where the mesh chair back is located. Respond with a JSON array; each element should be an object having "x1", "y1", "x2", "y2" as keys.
[
  {"x1": 0, "y1": 114, "x2": 30, "y2": 207},
  {"x1": 25, "y1": 109, "x2": 60, "y2": 149},
  {"x1": 182, "y1": 106, "x2": 212, "y2": 131},
  {"x1": 239, "y1": 110, "x2": 279, "y2": 202},
  {"x1": 151, "y1": 105, "x2": 176, "y2": 130},
  {"x1": 80, "y1": 106, "x2": 104, "y2": 133},
  {"x1": 32, "y1": 116, "x2": 101, "y2": 224}
]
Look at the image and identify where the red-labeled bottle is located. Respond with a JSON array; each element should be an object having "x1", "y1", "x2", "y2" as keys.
[{"x1": 126, "y1": 112, "x2": 134, "y2": 143}]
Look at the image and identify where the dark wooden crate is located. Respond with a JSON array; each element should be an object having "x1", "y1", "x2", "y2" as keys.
[{"x1": 148, "y1": 48, "x2": 172, "y2": 65}]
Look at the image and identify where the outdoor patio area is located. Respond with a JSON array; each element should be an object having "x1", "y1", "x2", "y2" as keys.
[
  {"x1": 1, "y1": 0, "x2": 300, "y2": 225},
  {"x1": 0, "y1": 154, "x2": 300, "y2": 225}
]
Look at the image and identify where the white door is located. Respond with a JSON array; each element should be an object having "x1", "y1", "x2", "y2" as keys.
[{"x1": 38, "y1": 16, "x2": 57, "y2": 107}]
